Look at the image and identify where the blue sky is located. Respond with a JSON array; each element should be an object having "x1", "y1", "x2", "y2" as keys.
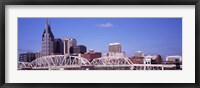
[{"x1": 18, "y1": 18, "x2": 182, "y2": 60}]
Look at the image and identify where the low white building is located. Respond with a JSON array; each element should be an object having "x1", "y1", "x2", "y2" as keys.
[
  {"x1": 106, "y1": 52, "x2": 126, "y2": 58},
  {"x1": 166, "y1": 55, "x2": 182, "y2": 62},
  {"x1": 143, "y1": 55, "x2": 157, "y2": 64},
  {"x1": 134, "y1": 51, "x2": 144, "y2": 57}
]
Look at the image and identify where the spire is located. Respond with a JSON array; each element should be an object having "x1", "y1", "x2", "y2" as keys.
[
  {"x1": 42, "y1": 18, "x2": 54, "y2": 41},
  {"x1": 45, "y1": 18, "x2": 49, "y2": 32}
]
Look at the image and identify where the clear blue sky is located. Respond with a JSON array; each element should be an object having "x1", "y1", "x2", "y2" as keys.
[{"x1": 18, "y1": 18, "x2": 182, "y2": 60}]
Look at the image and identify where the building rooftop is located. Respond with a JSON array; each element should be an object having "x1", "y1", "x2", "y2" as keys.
[
  {"x1": 63, "y1": 37, "x2": 76, "y2": 40},
  {"x1": 166, "y1": 55, "x2": 182, "y2": 57},
  {"x1": 109, "y1": 42, "x2": 120, "y2": 45}
]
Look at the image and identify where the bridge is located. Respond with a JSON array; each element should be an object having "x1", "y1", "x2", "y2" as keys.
[{"x1": 18, "y1": 55, "x2": 178, "y2": 70}]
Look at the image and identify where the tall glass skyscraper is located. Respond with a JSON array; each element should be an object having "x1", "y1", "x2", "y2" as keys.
[
  {"x1": 42, "y1": 19, "x2": 54, "y2": 56},
  {"x1": 53, "y1": 38, "x2": 64, "y2": 55}
]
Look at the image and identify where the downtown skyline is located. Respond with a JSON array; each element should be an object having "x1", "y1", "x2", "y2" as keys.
[{"x1": 18, "y1": 18, "x2": 182, "y2": 60}]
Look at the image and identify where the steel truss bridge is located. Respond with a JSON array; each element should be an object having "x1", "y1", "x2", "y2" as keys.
[{"x1": 18, "y1": 55, "x2": 177, "y2": 70}]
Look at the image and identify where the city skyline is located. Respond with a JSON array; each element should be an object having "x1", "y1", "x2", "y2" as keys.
[{"x1": 18, "y1": 18, "x2": 182, "y2": 60}]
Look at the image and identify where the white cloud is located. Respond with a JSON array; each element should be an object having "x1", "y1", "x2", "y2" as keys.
[{"x1": 96, "y1": 22, "x2": 113, "y2": 27}]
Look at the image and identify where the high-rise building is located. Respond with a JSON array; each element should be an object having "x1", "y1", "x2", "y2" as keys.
[
  {"x1": 109, "y1": 43, "x2": 121, "y2": 53},
  {"x1": 78, "y1": 45, "x2": 87, "y2": 54},
  {"x1": 19, "y1": 52, "x2": 36, "y2": 62},
  {"x1": 63, "y1": 38, "x2": 77, "y2": 55},
  {"x1": 42, "y1": 19, "x2": 54, "y2": 56},
  {"x1": 70, "y1": 46, "x2": 79, "y2": 56},
  {"x1": 134, "y1": 51, "x2": 144, "y2": 57},
  {"x1": 70, "y1": 45, "x2": 87, "y2": 55},
  {"x1": 53, "y1": 38, "x2": 64, "y2": 55}
]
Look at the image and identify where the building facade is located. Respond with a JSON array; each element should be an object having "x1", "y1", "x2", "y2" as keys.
[
  {"x1": 42, "y1": 19, "x2": 54, "y2": 56},
  {"x1": 134, "y1": 51, "x2": 144, "y2": 57},
  {"x1": 78, "y1": 45, "x2": 87, "y2": 54},
  {"x1": 53, "y1": 38, "x2": 64, "y2": 55},
  {"x1": 70, "y1": 46, "x2": 79, "y2": 56},
  {"x1": 63, "y1": 38, "x2": 77, "y2": 55},
  {"x1": 34, "y1": 51, "x2": 42, "y2": 59},
  {"x1": 144, "y1": 55, "x2": 163, "y2": 64},
  {"x1": 84, "y1": 52, "x2": 102, "y2": 62},
  {"x1": 106, "y1": 52, "x2": 126, "y2": 58},
  {"x1": 129, "y1": 56, "x2": 144, "y2": 64},
  {"x1": 70, "y1": 45, "x2": 87, "y2": 55},
  {"x1": 144, "y1": 55, "x2": 157, "y2": 64},
  {"x1": 166, "y1": 55, "x2": 182, "y2": 64},
  {"x1": 19, "y1": 52, "x2": 36, "y2": 62},
  {"x1": 108, "y1": 42, "x2": 121, "y2": 53}
]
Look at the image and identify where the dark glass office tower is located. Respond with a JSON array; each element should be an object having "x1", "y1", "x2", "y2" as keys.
[
  {"x1": 70, "y1": 45, "x2": 87, "y2": 55},
  {"x1": 53, "y1": 38, "x2": 64, "y2": 55}
]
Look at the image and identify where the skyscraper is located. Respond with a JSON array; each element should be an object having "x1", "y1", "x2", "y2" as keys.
[
  {"x1": 78, "y1": 45, "x2": 87, "y2": 54},
  {"x1": 63, "y1": 38, "x2": 77, "y2": 55},
  {"x1": 109, "y1": 43, "x2": 121, "y2": 53},
  {"x1": 42, "y1": 19, "x2": 54, "y2": 56},
  {"x1": 53, "y1": 38, "x2": 64, "y2": 55}
]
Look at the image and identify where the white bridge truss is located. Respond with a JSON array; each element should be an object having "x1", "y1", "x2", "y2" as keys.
[
  {"x1": 18, "y1": 55, "x2": 177, "y2": 70},
  {"x1": 91, "y1": 56, "x2": 133, "y2": 66}
]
